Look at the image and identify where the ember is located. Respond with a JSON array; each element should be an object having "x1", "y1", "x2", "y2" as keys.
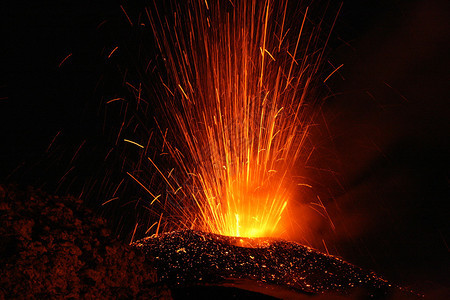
[{"x1": 133, "y1": 230, "x2": 417, "y2": 298}]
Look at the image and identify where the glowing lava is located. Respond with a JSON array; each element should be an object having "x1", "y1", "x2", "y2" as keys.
[{"x1": 127, "y1": 0, "x2": 333, "y2": 238}]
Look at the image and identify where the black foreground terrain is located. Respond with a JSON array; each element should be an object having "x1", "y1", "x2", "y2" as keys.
[{"x1": 0, "y1": 185, "x2": 171, "y2": 299}]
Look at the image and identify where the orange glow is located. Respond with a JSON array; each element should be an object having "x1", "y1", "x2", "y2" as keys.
[{"x1": 130, "y1": 0, "x2": 331, "y2": 238}]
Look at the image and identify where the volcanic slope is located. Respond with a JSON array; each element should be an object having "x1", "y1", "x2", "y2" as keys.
[{"x1": 134, "y1": 229, "x2": 419, "y2": 299}]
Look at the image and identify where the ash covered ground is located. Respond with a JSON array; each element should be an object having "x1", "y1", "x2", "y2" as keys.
[{"x1": 134, "y1": 230, "x2": 418, "y2": 299}]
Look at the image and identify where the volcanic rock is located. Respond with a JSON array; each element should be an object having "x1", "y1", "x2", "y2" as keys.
[
  {"x1": 0, "y1": 184, "x2": 171, "y2": 299},
  {"x1": 133, "y1": 230, "x2": 419, "y2": 299}
]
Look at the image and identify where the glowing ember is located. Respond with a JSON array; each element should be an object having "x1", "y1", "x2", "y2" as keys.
[
  {"x1": 133, "y1": 230, "x2": 418, "y2": 298},
  {"x1": 126, "y1": 0, "x2": 336, "y2": 238}
]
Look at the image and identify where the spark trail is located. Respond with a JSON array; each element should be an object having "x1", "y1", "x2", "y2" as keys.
[{"x1": 128, "y1": 0, "x2": 333, "y2": 238}]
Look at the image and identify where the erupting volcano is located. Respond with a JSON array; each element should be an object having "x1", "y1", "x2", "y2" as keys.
[
  {"x1": 3, "y1": 0, "x2": 448, "y2": 298},
  {"x1": 125, "y1": 3, "x2": 414, "y2": 297},
  {"x1": 124, "y1": 0, "x2": 337, "y2": 240}
]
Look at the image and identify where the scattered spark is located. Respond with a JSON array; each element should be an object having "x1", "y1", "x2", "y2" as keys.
[
  {"x1": 384, "y1": 81, "x2": 409, "y2": 102},
  {"x1": 108, "y1": 46, "x2": 119, "y2": 59},
  {"x1": 96, "y1": 20, "x2": 108, "y2": 30},
  {"x1": 155, "y1": 213, "x2": 163, "y2": 237},
  {"x1": 145, "y1": 221, "x2": 158, "y2": 234},
  {"x1": 177, "y1": 84, "x2": 190, "y2": 102},
  {"x1": 106, "y1": 97, "x2": 125, "y2": 104},
  {"x1": 297, "y1": 183, "x2": 313, "y2": 188},
  {"x1": 102, "y1": 197, "x2": 119, "y2": 206},
  {"x1": 313, "y1": 196, "x2": 335, "y2": 231},
  {"x1": 322, "y1": 239, "x2": 330, "y2": 255},
  {"x1": 120, "y1": 5, "x2": 134, "y2": 26},
  {"x1": 124, "y1": 139, "x2": 145, "y2": 149},
  {"x1": 46, "y1": 130, "x2": 61, "y2": 153},
  {"x1": 112, "y1": 178, "x2": 125, "y2": 197},
  {"x1": 137, "y1": 82, "x2": 142, "y2": 106},
  {"x1": 58, "y1": 53, "x2": 72, "y2": 68},
  {"x1": 130, "y1": 222, "x2": 138, "y2": 245},
  {"x1": 115, "y1": 121, "x2": 125, "y2": 145},
  {"x1": 150, "y1": 194, "x2": 162, "y2": 205},
  {"x1": 323, "y1": 63, "x2": 344, "y2": 83},
  {"x1": 264, "y1": 49, "x2": 276, "y2": 61},
  {"x1": 70, "y1": 140, "x2": 86, "y2": 165},
  {"x1": 127, "y1": 172, "x2": 158, "y2": 199},
  {"x1": 58, "y1": 166, "x2": 75, "y2": 186}
]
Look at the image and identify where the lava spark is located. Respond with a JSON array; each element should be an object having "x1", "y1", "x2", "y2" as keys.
[{"x1": 127, "y1": 0, "x2": 336, "y2": 238}]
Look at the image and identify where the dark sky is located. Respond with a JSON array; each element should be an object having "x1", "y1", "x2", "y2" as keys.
[{"x1": 2, "y1": 0, "x2": 449, "y2": 297}]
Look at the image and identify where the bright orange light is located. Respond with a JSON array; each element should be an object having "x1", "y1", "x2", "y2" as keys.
[{"x1": 131, "y1": 0, "x2": 330, "y2": 238}]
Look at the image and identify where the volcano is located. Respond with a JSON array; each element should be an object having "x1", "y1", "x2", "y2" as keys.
[{"x1": 133, "y1": 229, "x2": 418, "y2": 299}]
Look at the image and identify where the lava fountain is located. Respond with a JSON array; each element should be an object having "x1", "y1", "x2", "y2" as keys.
[
  {"x1": 119, "y1": 1, "x2": 421, "y2": 297},
  {"x1": 123, "y1": 0, "x2": 337, "y2": 240}
]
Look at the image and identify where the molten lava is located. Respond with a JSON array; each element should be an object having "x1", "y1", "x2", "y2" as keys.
[{"x1": 127, "y1": 0, "x2": 334, "y2": 239}]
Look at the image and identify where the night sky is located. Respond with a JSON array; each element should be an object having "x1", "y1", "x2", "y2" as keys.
[{"x1": 2, "y1": 0, "x2": 449, "y2": 297}]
